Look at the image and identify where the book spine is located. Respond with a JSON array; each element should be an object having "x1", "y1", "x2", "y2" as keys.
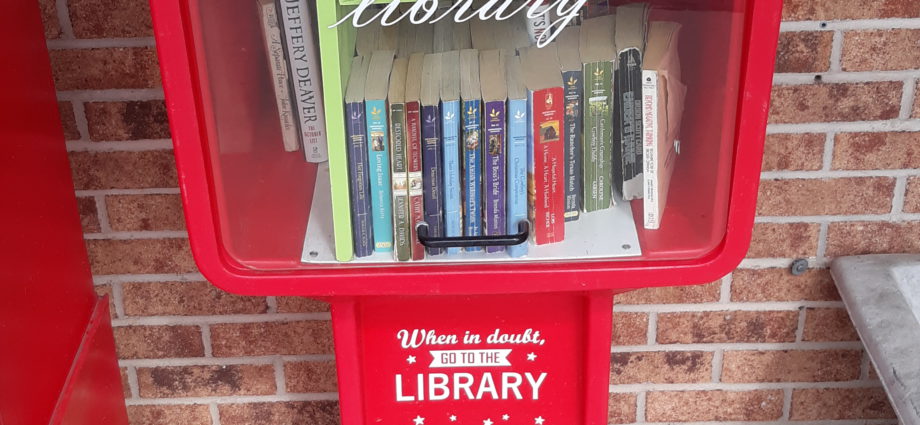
[
  {"x1": 461, "y1": 99, "x2": 482, "y2": 252},
  {"x1": 483, "y1": 100, "x2": 506, "y2": 253},
  {"x1": 365, "y1": 99, "x2": 393, "y2": 252},
  {"x1": 345, "y1": 101, "x2": 373, "y2": 257},
  {"x1": 527, "y1": 87, "x2": 565, "y2": 245},
  {"x1": 642, "y1": 70, "x2": 660, "y2": 230},
  {"x1": 406, "y1": 101, "x2": 425, "y2": 260},
  {"x1": 258, "y1": 1, "x2": 299, "y2": 152},
  {"x1": 441, "y1": 100, "x2": 462, "y2": 255},
  {"x1": 507, "y1": 98, "x2": 529, "y2": 258},
  {"x1": 614, "y1": 48, "x2": 644, "y2": 199},
  {"x1": 583, "y1": 61, "x2": 613, "y2": 212},
  {"x1": 389, "y1": 102, "x2": 411, "y2": 260},
  {"x1": 562, "y1": 69, "x2": 583, "y2": 221},
  {"x1": 278, "y1": 0, "x2": 328, "y2": 162},
  {"x1": 421, "y1": 104, "x2": 444, "y2": 256}
]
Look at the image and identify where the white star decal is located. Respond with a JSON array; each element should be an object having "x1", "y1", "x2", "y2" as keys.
[
  {"x1": 413, "y1": 416, "x2": 425, "y2": 425},
  {"x1": 449, "y1": 415, "x2": 457, "y2": 422},
  {"x1": 484, "y1": 419, "x2": 494, "y2": 425},
  {"x1": 407, "y1": 355, "x2": 417, "y2": 364},
  {"x1": 527, "y1": 352, "x2": 537, "y2": 361},
  {"x1": 534, "y1": 416, "x2": 545, "y2": 425},
  {"x1": 502, "y1": 414, "x2": 510, "y2": 421}
]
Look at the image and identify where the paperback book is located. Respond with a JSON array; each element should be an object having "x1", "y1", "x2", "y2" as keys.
[
  {"x1": 614, "y1": 3, "x2": 650, "y2": 200},
  {"x1": 364, "y1": 50, "x2": 396, "y2": 252},
  {"x1": 480, "y1": 49, "x2": 508, "y2": 253},
  {"x1": 460, "y1": 49, "x2": 483, "y2": 252},
  {"x1": 343, "y1": 55, "x2": 373, "y2": 257},
  {"x1": 440, "y1": 50, "x2": 463, "y2": 255}
]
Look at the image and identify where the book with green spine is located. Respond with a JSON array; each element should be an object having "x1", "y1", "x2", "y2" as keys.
[{"x1": 580, "y1": 15, "x2": 616, "y2": 212}]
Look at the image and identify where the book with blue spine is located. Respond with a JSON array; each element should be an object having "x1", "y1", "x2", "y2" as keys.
[
  {"x1": 505, "y1": 55, "x2": 529, "y2": 258},
  {"x1": 364, "y1": 50, "x2": 396, "y2": 252},
  {"x1": 459, "y1": 49, "x2": 483, "y2": 252},
  {"x1": 480, "y1": 49, "x2": 508, "y2": 254},
  {"x1": 420, "y1": 53, "x2": 444, "y2": 256},
  {"x1": 343, "y1": 55, "x2": 373, "y2": 258},
  {"x1": 440, "y1": 50, "x2": 462, "y2": 255}
]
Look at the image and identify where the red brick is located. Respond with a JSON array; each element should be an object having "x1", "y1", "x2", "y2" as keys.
[
  {"x1": 616, "y1": 281, "x2": 720, "y2": 304},
  {"x1": 276, "y1": 296, "x2": 330, "y2": 313},
  {"x1": 775, "y1": 32, "x2": 833, "y2": 73},
  {"x1": 69, "y1": 150, "x2": 177, "y2": 190},
  {"x1": 826, "y1": 221, "x2": 920, "y2": 256},
  {"x1": 791, "y1": 388, "x2": 896, "y2": 420},
  {"x1": 127, "y1": 405, "x2": 212, "y2": 425},
  {"x1": 76, "y1": 196, "x2": 101, "y2": 233},
  {"x1": 722, "y1": 350, "x2": 862, "y2": 382},
  {"x1": 120, "y1": 367, "x2": 131, "y2": 398},
  {"x1": 762, "y1": 133, "x2": 824, "y2": 171},
  {"x1": 833, "y1": 132, "x2": 920, "y2": 170},
  {"x1": 608, "y1": 393, "x2": 637, "y2": 424},
  {"x1": 49, "y1": 47, "x2": 160, "y2": 91},
  {"x1": 747, "y1": 223, "x2": 820, "y2": 258},
  {"x1": 646, "y1": 390, "x2": 784, "y2": 422},
  {"x1": 769, "y1": 82, "x2": 902, "y2": 124},
  {"x1": 731, "y1": 268, "x2": 840, "y2": 302},
  {"x1": 285, "y1": 361, "x2": 338, "y2": 393},
  {"x1": 612, "y1": 351, "x2": 712, "y2": 384},
  {"x1": 218, "y1": 402, "x2": 340, "y2": 425},
  {"x1": 657, "y1": 311, "x2": 798, "y2": 344},
  {"x1": 782, "y1": 0, "x2": 920, "y2": 21},
  {"x1": 803, "y1": 308, "x2": 860, "y2": 342},
  {"x1": 123, "y1": 281, "x2": 266, "y2": 316},
  {"x1": 757, "y1": 178, "x2": 895, "y2": 216},
  {"x1": 113, "y1": 325, "x2": 204, "y2": 359},
  {"x1": 94, "y1": 283, "x2": 116, "y2": 318},
  {"x1": 905, "y1": 177, "x2": 920, "y2": 213},
  {"x1": 106, "y1": 194, "x2": 185, "y2": 231},
  {"x1": 59, "y1": 101, "x2": 81, "y2": 140},
  {"x1": 137, "y1": 364, "x2": 276, "y2": 397},
  {"x1": 86, "y1": 238, "x2": 195, "y2": 275},
  {"x1": 210, "y1": 321, "x2": 334, "y2": 357},
  {"x1": 68, "y1": 0, "x2": 153, "y2": 38},
  {"x1": 613, "y1": 312, "x2": 648, "y2": 346},
  {"x1": 85, "y1": 101, "x2": 170, "y2": 141},
  {"x1": 842, "y1": 29, "x2": 920, "y2": 71},
  {"x1": 39, "y1": 0, "x2": 62, "y2": 39}
]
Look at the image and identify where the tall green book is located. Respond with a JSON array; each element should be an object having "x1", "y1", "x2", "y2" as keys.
[{"x1": 580, "y1": 15, "x2": 617, "y2": 212}]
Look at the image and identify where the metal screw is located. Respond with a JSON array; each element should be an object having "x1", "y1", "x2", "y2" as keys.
[{"x1": 790, "y1": 258, "x2": 809, "y2": 276}]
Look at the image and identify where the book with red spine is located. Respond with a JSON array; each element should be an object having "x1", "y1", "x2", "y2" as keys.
[
  {"x1": 521, "y1": 45, "x2": 565, "y2": 245},
  {"x1": 404, "y1": 53, "x2": 426, "y2": 260}
]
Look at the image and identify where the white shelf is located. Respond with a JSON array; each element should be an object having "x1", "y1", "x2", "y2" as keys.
[{"x1": 302, "y1": 163, "x2": 642, "y2": 263}]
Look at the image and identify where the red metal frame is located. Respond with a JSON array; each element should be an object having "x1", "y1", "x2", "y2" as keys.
[{"x1": 150, "y1": 0, "x2": 781, "y2": 297}]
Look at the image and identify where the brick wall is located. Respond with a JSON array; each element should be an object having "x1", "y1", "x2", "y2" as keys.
[{"x1": 39, "y1": 0, "x2": 919, "y2": 423}]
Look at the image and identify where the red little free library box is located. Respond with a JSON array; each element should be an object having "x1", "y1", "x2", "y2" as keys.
[{"x1": 149, "y1": 0, "x2": 782, "y2": 423}]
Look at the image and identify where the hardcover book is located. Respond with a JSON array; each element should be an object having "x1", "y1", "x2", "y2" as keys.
[
  {"x1": 521, "y1": 45, "x2": 565, "y2": 245},
  {"x1": 642, "y1": 21, "x2": 685, "y2": 230},
  {"x1": 388, "y1": 57, "x2": 411, "y2": 260},
  {"x1": 459, "y1": 49, "x2": 483, "y2": 252},
  {"x1": 440, "y1": 50, "x2": 463, "y2": 254},
  {"x1": 257, "y1": 0, "x2": 298, "y2": 152},
  {"x1": 506, "y1": 55, "x2": 529, "y2": 257},
  {"x1": 364, "y1": 50, "x2": 396, "y2": 252},
  {"x1": 580, "y1": 15, "x2": 616, "y2": 212},
  {"x1": 614, "y1": 3, "x2": 650, "y2": 200},
  {"x1": 277, "y1": 0, "x2": 327, "y2": 162},
  {"x1": 343, "y1": 55, "x2": 373, "y2": 257},
  {"x1": 557, "y1": 26, "x2": 583, "y2": 221},
  {"x1": 421, "y1": 53, "x2": 444, "y2": 256},
  {"x1": 480, "y1": 49, "x2": 508, "y2": 253},
  {"x1": 405, "y1": 53, "x2": 426, "y2": 260}
]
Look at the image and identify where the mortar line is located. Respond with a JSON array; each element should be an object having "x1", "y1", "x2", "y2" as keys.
[
  {"x1": 718, "y1": 273, "x2": 732, "y2": 303},
  {"x1": 93, "y1": 194, "x2": 113, "y2": 233},
  {"x1": 645, "y1": 313, "x2": 657, "y2": 345},
  {"x1": 767, "y1": 119, "x2": 920, "y2": 134},
  {"x1": 93, "y1": 272, "x2": 205, "y2": 284},
  {"x1": 781, "y1": 388, "x2": 793, "y2": 421},
  {"x1": 753, "y1": 213, "x2": 920, "y2": 224},
  {"x1": 119, "y1": 354, "x2": 336, "y2": 368},
  {"x1": 274, "y1": 357, "x2": 287, "y2": 395},
  {"x1": 613, "y1": 300, "x2": 844, "y2": 313},
  {"x1": 210, "y1": 403, "x2": 222, "y2": 425},
  {"x1": 127, "y1": 366, "x2": 141, "y2": 399},
  {"x1": 110, "y1": 312, "x2": 332, "y2": 326},
  {"x1": 76, "y1": 188, "x2": 181, "y2": 196},
  {"x1": 123, "y1": 393, "x2": 340, "y2": 405},
  {"x1": 609, "y1": 380, "x2": 885, "y2": 392},
  {"x1": 54, "y1": 0, "x2": 75, "y2": 39},
  {"x1": 816, "y1": 222, "x2": 829, "y2": 262},
  {"x1": 66, "y1": 140, "x2": 174, "y2": 152},
  {"x1": 710, "y1": 350, "x2": 724, "y2": 383},
  {"x1": 611, "y1": 341, "x2": 863, "y2": 352},
  {"x1": 859, "y1": 350, "x2": 871, "y2": 380},
  {"x1": 56, "y1": 89, "x2": 165, "y2": 102},
  {"x1": 635, "y1": 391, "x2": 646, "y2": 423},
  {"x1": 761, "y1": 169, "x2": 920, "y2": 179},
  {"x1": 72, "y1": 100, "x2": 90, "y2": 141},
  {"x1": 780, "y1": 18, "x2": 920, "y2": 31},
  {"x1": 829, "y1": 30, "x2": 843, "y2": 72},
  {"x1": 772, "y1": 70, "x2": 919, "y2": 85},
  {"x1": 83, "y1": 230, "x2": 189, "y2": 240},
  {"x1": 112, "y1": 282, "x2": 126, "y2": 319},
  {"x1": 900, "y1": 78, "x2": 917, "y2": 120},
  {"x1": 266, "y1": 296, "x2": 279, "y2": 314},
  {"x1": 795, "y1": 307, "x2": 807, "y2": 342},
  {"x1": 201, "y1": 324, "x2": 213, "y2": 357},
  {"x1": 892, "y1": 176, "x2": 908, "y2": 215},
  {"x1": 821, "y1": 132, "x2": 835, "y2": 171},
  {"x1": 46, "y1": 37, "x2": 156, "y2": 50}
]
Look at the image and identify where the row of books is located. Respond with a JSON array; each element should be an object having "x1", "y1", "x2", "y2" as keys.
[
  {"x1": 256, "y1": 0, "x2": 327, "y2": 162},
  {"x1": 340, "y1": 3, "x2": 686, "y2": 262}
]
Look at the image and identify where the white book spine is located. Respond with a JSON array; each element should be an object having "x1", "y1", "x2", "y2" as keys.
[
  {"x1": 279, "y1": 0, "x2": 328, "y2": 162},
  {"x1": 258, "y1": 1, "x2": 299, "y2": 152},
  {"x1": 642, "y1": 70, "x2": 660, "y2": 229}
]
